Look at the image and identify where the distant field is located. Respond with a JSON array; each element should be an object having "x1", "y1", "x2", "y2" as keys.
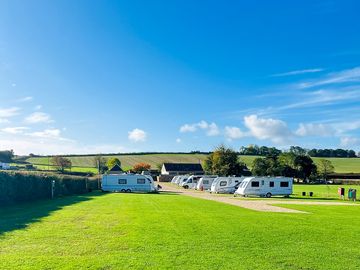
[{"x1": 26, "y1": 154, "x2": 360, "y2": 173}]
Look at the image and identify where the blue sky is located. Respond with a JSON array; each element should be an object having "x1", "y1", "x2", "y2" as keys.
[{"x1": 1, "y1": 0, "x2": 360, "y2": 155}]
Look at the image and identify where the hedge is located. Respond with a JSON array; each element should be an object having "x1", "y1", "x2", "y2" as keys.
[{"x1": 0, "y1": 171, "x2": 100, "y2": 205}]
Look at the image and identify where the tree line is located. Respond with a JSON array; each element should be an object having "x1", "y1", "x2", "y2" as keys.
[
  {"x1": 239, "y1": 145, "x2": 358, "y2": 158},
  {"x1": 205, "y1": 145, "x2": 335, "y2": 182}
]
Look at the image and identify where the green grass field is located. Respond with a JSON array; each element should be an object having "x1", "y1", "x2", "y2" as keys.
[
  {"x1": 26, "y1": 154, "x2": 360, "y2": 173},
  {"x1": 1, "y1": 187, "x2": 360, "y2": 269}
]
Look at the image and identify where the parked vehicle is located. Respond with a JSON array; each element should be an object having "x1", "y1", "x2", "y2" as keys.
[
  {"x1": 234, "y1": 177, "x2": 293, "y2": 198},
  {"x1": 101, "y1": 173, "x2": 158, "y2": 193},
  {"x1": 171, "y1": 175, "x2": 180, "y2": 184},
  {"x1": 175, "y1": 175, "x2": 189, "y2": 185},
  {"x1": 195, "y1": 176, "x2": 218, "y2": 190},
  {"x1": 210, "y1": 177, "x2": 245, "y2": 194},
  {"x1": 180, "y1": 175, "x2": 204, "y2": 189}
]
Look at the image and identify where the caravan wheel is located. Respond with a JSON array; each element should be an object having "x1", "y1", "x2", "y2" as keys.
[
  {"x1": 266, "y1": 192, "x2": 272, "y2": 198},
  {"x1": 126, "y1": 189, "x2": 132, "y2": 193},
  {"x1": 120, "y1": 189, "x2": 126, "y2": 193}
]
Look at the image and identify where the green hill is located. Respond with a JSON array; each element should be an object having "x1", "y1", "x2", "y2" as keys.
[{"x1": 25, "y1": 154, "x2": 360, "y2": 173}]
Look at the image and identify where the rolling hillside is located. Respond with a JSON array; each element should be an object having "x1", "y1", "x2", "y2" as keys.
[{"x1": 26, "y1": 154, "x2": 360, "y2": 173}]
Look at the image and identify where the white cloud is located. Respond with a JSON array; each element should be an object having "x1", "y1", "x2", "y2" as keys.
[
  {"x1": 24, "y1": 112, "x2": 53, "y2": 124},
  {"x1": 0, "y1": 107, "x2": 20, "y2": 118},
  {"x1": 179, "y1": 120, "x2": 220, "y2": 136},
  {"x1": 271, "y1": 68, "x2": 323, "y2": 77},
  {"x1": 176, "y1": 138, "x2": 182, "y2": 143},
  {"x1": 11, "y1": 83, "x2": 16, "y2": 87},
  {"x1": 180, "y1": 124, "x2": 197, "y2": 132},
  {"x1": 28, "y1": 128, "x2": 62, "y2": 139},
  {"x1": 224, "y1": 126, "x2": 248, "y2": 140},
  {"x1": 340, "y1": 137, "x2": 360, "y2": 147},
  {"x1": 1, "y1": 127, "x2": 29, "y2": 134},
  {"x1": 298, "y1": 66, "x2": 360, "y2": 89},
  {"x1": 296, "y1": 123, "x2": 334, "y2": 137},
  {"x1": 244, "y1": 114, "x2": 292, "y2": 144},
  {"x1": 18, "y1": 96, "x2": 33, "y2": 102},
  {"x1": 128, "y1": 128, "x2": 147, "y2": 142},
  {"x1": 35, "y1": 105, "x2": 42, "y2": 110},
  {"x1": 0, "y1": 118, "x2": 10, "y2": 124}
]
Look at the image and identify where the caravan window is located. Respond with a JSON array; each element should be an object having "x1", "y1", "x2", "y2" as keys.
[
  {"x1": 203, "y1": 180, "x2": 209, "y2": 184},
  {"x1": 220, "y1": 181, "x2": 227, "y2": 186},
  {"x1": 118, "y1": 179, "x2": 127, "y2": 185},
  {"x1": 261, "y1": 180, "x2": 264, "y2": 186},
  {"x1": 280, "y1": 181, "x2": 289, "y2": 187},
  {"x1": 137, "y1": 179, "x2": 146, "y2": 184},
  {"x1": 251, "y1": 181, "x2": 260, "y2": 187},
  {"x1": 269, "y1": 181, "x2": 274, "y2": 187}
]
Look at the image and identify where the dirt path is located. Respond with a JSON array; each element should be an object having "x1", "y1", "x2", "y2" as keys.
[{"x1": 160, "y1": 183, "x2": 358, "y2": 213}]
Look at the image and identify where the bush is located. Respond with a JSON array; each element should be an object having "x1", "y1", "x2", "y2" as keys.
[{"x1": 0, "y1": 171, "x2": 99, "y2": 205}]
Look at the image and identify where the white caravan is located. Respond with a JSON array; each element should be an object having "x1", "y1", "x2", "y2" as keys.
[
  {"x1": 234, "y1": 177, "x2": 293, "y2": 198},
  {"x1": 176, "y1": 175, "x2": 189, "y2": 186},
  {"x1": 210, "y1": 177, "x2": 245, "y2": 194},
  {"x1": 171, "y1": 175, "x2": 180, "y2": 184},
  {"x1": 102, "y1": 173, "x2": 158, "y2": 193},
  {"x1": 180, "y1": 175, "x2": 204, "y2": 189},
  {"x1": 195, "y1": 176, "x2": 218, "y2": 190}
]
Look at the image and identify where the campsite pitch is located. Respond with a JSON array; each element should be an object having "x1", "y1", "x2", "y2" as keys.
[{"x1": 1, "y1": 190, "x2": 360, "y2": 269}]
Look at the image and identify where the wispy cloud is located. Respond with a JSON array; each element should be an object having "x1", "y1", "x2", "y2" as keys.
[
  {"x1": 1, "y1": 127, "x2": 29, "y2": 134},
  {"x1": 18, "y1": 96, "x2": 33, "y2": 102},
  {"x1": 24, "y1": 112, "x2": 53, "y2": 124},
  {"x1": 0, "y1": 107, "x2": 20, "y2": 118},
  {"x1": 298, "y1": 67, "x2": 360, "y2": 89},
  {"x1": 270, "y1": 68, "x2": 323, "y2": 77}
]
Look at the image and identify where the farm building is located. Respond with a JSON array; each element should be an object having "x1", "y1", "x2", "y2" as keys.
[{"x1": 161, "y1": 163, "x2": 204, "y2": 175}]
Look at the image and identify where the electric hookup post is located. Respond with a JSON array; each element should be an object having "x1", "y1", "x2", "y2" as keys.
[
  {"x1": 348, "y1": 189, "x2": 357, "y2": 202},
  {"x1": 51, "y1": 180, "x2": 55, "y2": 199},
  {"x1": 338, "y1": 187, "x2": 345, "y2": 200}
]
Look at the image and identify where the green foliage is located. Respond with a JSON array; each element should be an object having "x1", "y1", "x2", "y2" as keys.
[
  {"x1": 317, "y1": 159, "x2": 335, "y2": 180},
  {"x1": 106, "y1": 157, "x2": 121, "y2": 170},
  {"x1": 93, "y1": 156, "x2": 108, "y2": 174},
  {"x1": 0, "y1": 150, "x2": 14, "y2": 163},
  {"x1": 51, "y1": 156, "x2": 72, "y2": 172},
  {"x1": 204, "y1": 145, "x2": 248, "y2": 176},
  {"x1": 0, "y1": 171, "x2": 97, "y2": 205},
  {"x1": 294, "y1": 155, "x2": 317, "y2": 180}
]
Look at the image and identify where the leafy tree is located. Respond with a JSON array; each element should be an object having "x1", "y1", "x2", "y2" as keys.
[
  {"x1": 51, "y1": 156, "x2": 72, "y2": 172},
  {"x1": 289, "y1": 146, "x2": 307, "y2": 156},
  {"x1": 204, "y1": 145, "x2": 248, "y2": 176},
  {"x1": 133, "y1": 162, "x2": 151, "y2": 172},
  {"x1": 317, "y1": 159, "x2": 335, "y2": 180},
  {"x1": 294, "y1": 155, "x2": 317, "y2": 181},
  {"x1": 93, "y1": 156, "x2": 108, "y2": 174},
  {"x1": 0, "y1": 150, "x2": 14, "y2": 163},
  {"x1": 106, "y1": 157, "x2": 121, "y2": 170},
  {"x1": 251, "y1": 157, "x2": 268, "y2": 176}
]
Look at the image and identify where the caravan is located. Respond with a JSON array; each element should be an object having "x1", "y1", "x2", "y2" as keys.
[
  {"x1": 171, "y1": 175, "x2": 180, "y2": 184},
  {"x1": 102, "y1": 173, "x2": 158, "y2": 193},
  {"x1": 195, "y1": 176, "x2": 218, "y2": 190},
  {"x1": 176, "y1": 175, "x2": 189, "y2": 186},
  {"x1": 210, "y1": 177, "x2": 244, "y2": 194},
  {"x1": 180, "y1": 175, "x2": 207, "y2": 189},
  {"x1": 234, "y1": 177, "x2": 293, "y2": 198}
]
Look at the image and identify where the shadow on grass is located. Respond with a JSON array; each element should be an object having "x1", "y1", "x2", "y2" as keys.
[{"x1": 0, "y1": 191, "x2": 106, "y2": 236}]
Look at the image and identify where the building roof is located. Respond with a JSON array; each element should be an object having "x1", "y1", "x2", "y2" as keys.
[
  {"x1": 109, "y1": 164, "x2": 123, "y2": 172},
  {"x1": 163, "y1": 163, "x2": 203, "y2": 172}
]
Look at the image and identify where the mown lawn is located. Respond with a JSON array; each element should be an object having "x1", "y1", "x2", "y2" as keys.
[{"x1": 1, "y1": 191, "x2": 360, "y2": 269}]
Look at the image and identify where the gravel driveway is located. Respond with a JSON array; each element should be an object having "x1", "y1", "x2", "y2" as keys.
[{"x1": 160, "y1": 183, "x2": 357, "y2": 213}]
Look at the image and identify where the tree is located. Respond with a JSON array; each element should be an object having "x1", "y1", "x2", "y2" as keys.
[
  {"x1": 106, "y1": 157, "x2": 121, "y2": 170},
  {"x1": 317, "y1": 159, "x2": 335, "y2": 180},
  {"x1": 93, "y1": 156, "x2": 108, "y2": 174},
  {"x1": 294, "y1": 155, "x2": 317, "y2": 181},
  {"x1": 51, "y1": 156, "x2": 72, "y2": 172},
  {"x1": 251, "y1": 157, "x2": 268, "y2": 176},
  {"x1": 289, "y1": 146, "x2": 307, "y2": 156},
  {"x1": 133, "y1": 162, "x2": 151, "y2": 172},
  {"x1": 204, "y1": 145, "x2": 248, "y2": 176},
  {"x1": 0, "y1": 150, "x2": 14, "y2": 163}
]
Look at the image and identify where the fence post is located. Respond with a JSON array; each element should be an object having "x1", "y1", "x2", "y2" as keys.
[{"x1": 51, "y1": 180, "x2": 55, "y2": 199}]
